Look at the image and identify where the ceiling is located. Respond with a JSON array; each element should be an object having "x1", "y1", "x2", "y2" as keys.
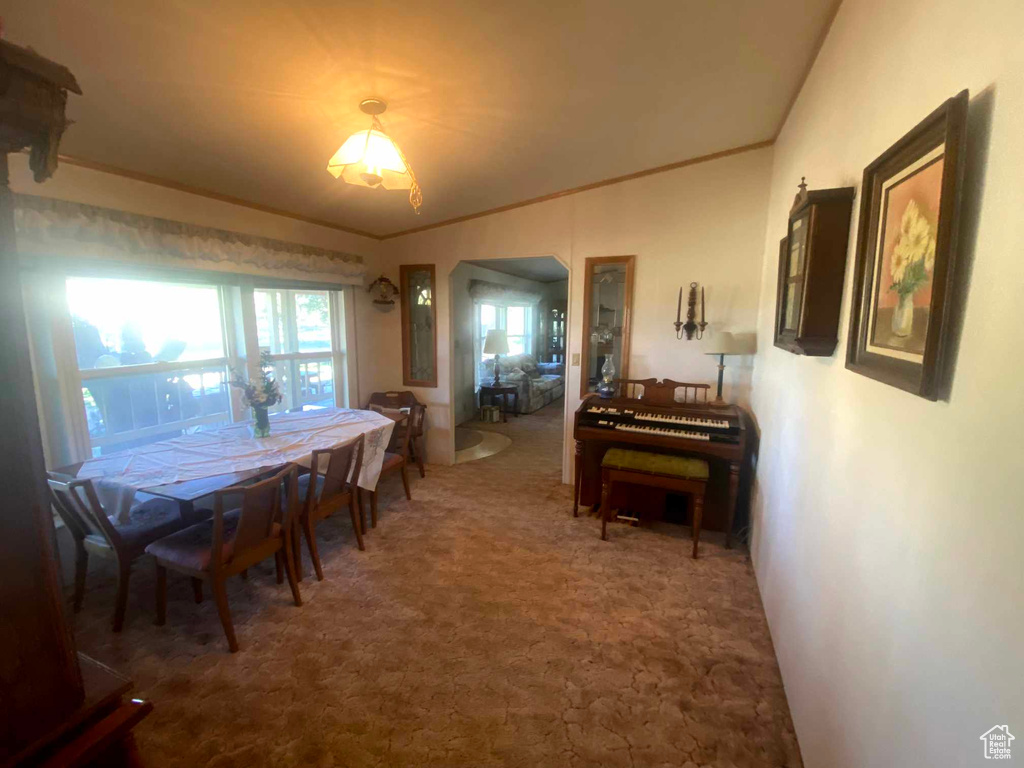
[
  {"x1": 465, "y1": 257, "x2": 567, "y2": 283},
  {"x1": 10, "y1": 1, "x2": 838, "y2": 238}
]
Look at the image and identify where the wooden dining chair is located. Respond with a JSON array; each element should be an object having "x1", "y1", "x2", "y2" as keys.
[
  {"x1": 145, "y1": 464, "x2": 302, "y2": 652},
  {"x1": 364, "y1": 415, "x2": 413, "y2": 531},
  {"x1": 46, "y1": 475, "x2": 196, "y2": 632},
  {"x1": 367, "y1": 391, "x2": 427, "y2": 478},
  {"x1": 295, "y1": 434, "x2": 365, "y2": 581}
]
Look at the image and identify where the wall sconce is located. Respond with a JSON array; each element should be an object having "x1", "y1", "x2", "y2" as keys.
[
  {"x1": 368, "y1": 275, "x2": 399, "y2": 305},
  {"x1": 674, "y1": 282, "x2": 707, "y2": 340}
]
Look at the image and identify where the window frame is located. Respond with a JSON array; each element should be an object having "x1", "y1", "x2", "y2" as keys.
[
  {"x1": 474, "y1": 300, "x2": 534, "y2": 388},
  {"x1": 251, "y1": 287, "x2": 343, "y2": 414},
  {"x1": 64, "y1": 275, "x2": 350, "y2": 457}
]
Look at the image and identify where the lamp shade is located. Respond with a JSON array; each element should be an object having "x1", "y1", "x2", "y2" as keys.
[
  {"x1": 483, "y1": 329, "x2": 509, "y2": 355},
  {"x1": 703, "y1": 331, "x2": 757, "y2": 356}
]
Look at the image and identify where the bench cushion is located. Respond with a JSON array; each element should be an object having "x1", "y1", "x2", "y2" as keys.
[{"x1": 601, "y1": 448, "x2": 709, "y2": 480}]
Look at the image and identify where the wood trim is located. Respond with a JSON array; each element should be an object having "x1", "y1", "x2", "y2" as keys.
[
  {"x1": 579, "y1": 255, "x2": 635, "y2": 399},
  {"x1": 400, "y1": 263, "x2": 439, "y2": 388},
  {"x1": 54, "y1": 154, "x2": 381, "y2": 241},
  {"x1": 773, "y1": 0, "x2": 844, "y2": 140},
  {"x1": 380, "y1": 141, "x2": 774, "y2": 240}
]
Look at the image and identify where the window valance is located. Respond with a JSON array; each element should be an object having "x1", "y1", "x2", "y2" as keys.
[
  {"x1": 468, "y1": 279, "x2": 542, "y2": 305},
  {"x1": 13, "y1": 194, "x2": 366, "y2": 284}
]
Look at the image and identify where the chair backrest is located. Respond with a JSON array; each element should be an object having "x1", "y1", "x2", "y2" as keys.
[
  {"x1": 46, "y1": 475, "x2": 122, "y2": 550},
  {"x1": 367, "y1": 391, "x2": 427, "y2": 437},
  {"x1": 46, "y1": 476, "x2": 91, "y2": 543},
  {"x1": 615, "y1": 379, "x2": 710, "y2": 406},
  {"x1": 307, "y1": 435, "x2": 364, "y2": 510},
  {"x1": 392, "y1": 414, "x2": 413, "y2": 460},
  {"x1": 213, "y1": 464, "x2": 298, "y2": 569}
]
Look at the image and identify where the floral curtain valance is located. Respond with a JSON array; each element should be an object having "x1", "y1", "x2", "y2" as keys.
[
  {"x1": 468, "y1": 279, "x2": 542, "y2": 305},
  {"x1": 13, "y1": 194, "x2": 366, "y2": 284}
]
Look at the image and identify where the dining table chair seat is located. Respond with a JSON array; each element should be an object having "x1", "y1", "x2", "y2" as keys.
[
  {"x1": 95, "y1": 497, "x2": 201, "y2": 558},
  {"x1": 380, "y1": 451, "x2": 404, "y2": 473},
  {"x1": 145, "y1": 509, "x2": 279, "y2": 573},
  {"x1": 296, "y1": 473, "x2": 325, "y2": 499},
  {"x1": 47, "y1": 475, "x2": 199, "y2": 632},
  {"x1": 146, "y1": 464, "x2": 302, "y2": 652}
]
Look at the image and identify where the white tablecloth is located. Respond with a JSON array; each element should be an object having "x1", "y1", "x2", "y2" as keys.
[{"x1": 79, "y1": 408, "x2": 395, "y2": 521}]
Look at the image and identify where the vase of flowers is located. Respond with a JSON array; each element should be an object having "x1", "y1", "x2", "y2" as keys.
[
  {"x1": 888, "y1": 199, "x2": 936, "y2": 338},
  {"x1": 231, "y1": 351, "x2": 282, "y2": 438}
]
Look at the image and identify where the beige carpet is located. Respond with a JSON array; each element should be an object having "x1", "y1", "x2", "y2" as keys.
[{"x1": 70, "y1": 400, "x2": 801, "y2": 767}]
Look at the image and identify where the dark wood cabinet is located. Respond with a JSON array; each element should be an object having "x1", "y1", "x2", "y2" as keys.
[
  {"x1": 773, "y1": 182, "x2": 855, "y2": 356},
  {"x1": 1, "y1": 39, "x2": 151, "y2": 767}
]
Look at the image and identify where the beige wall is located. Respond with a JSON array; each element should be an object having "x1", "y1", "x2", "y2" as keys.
[
  {"x1": 749, "y1": 0, "x2": 1024, "y2": 766},
  {"x1": 373, "y1": 146, "x2": 774, "y2": 475},
  {"x1": 9, "y1": 154, "x2": 384, "y2": 407}
]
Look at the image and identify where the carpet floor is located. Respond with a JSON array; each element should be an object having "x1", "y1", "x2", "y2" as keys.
[{"x1": 70, "y1": 399, "x2": 801, "y2": 767}]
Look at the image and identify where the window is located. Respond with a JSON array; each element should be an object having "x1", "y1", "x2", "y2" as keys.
[
  {"x1": 506, "y1": 305, "x2": 529, "y2": 355},
  {"x1": 253, "y1": 289, "x2": 338, "y2": 412},
  {"x1": 475, "y1": 302, "x2": 533, "y2": 386},
  {"x1": 65, "y1": 277, "x2": 348, "y2": 457},
  {"x1": 67, "y1": 277, "x2": 232, "y2": 456}
]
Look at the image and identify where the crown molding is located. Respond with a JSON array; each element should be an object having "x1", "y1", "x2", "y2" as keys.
[
  {"x1": 379, "y1": 139, "x2": 775, "y2": 240},
  {"x1": 54, "y1": 137, "x2": 777, "y2": 242}
]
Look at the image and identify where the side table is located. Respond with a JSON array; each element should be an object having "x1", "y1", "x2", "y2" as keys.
[{"x1": 479, "y1": 384, "x2": 519, "y2": 423}]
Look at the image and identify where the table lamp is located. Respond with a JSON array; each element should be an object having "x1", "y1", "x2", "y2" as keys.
[
  {"x1": 483, "y1": 329, "x2": 509, "y2": 385},
  {"x1": 703, "y1": 331, "x2": 756, "y2": 407}
]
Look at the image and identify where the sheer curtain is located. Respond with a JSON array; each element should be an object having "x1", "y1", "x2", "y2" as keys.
[{"x1": 22, "y1": 270, "x2": 91, "y2": 468}]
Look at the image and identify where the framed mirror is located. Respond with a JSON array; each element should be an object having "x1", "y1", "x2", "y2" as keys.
[
  {"x1": 400, "y1": 264, "x2": 438, "y2": 387},
  {"x1": 580, "y1": 255, "x2": 635, "y2": 397}
]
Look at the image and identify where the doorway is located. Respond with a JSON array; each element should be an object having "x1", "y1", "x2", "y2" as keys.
[{"x1": 448, "y1": 256, "x2": 569, "y2": 466}]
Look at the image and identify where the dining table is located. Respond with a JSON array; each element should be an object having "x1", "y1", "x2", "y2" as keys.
[{"x1": 61, "y1": 407, "x2": 401, "y2": 523}]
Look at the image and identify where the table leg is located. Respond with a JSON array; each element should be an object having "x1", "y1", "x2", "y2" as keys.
[
  {"x1": 500, "y1": 393, "x2": 507, "y2": 423},
  {"x1": 725, "y1": 461, "x2": 740, "y2": 549},
  {"x1": 178, "y1": 500, "x2": 197, "y2": 524}
]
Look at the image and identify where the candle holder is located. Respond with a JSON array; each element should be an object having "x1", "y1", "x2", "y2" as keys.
[{"x1": 674, "y1": 282, "x2": 708, "y2": 340}]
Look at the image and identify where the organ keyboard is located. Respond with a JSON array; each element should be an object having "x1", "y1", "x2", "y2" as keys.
[{"x1": 573, "y1": 390, "x2": 749, "y2": 546}]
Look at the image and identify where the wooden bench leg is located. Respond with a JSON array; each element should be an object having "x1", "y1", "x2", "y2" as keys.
[
  {"x1": 573, "y1": 441, "x2": 582, "y2": 517},
  {"x1": 599, "y1": 480, "x2": 612, "y2": 541},
  {"x1": 692, "y1": 488, "x2": 704, "y2": 559}
]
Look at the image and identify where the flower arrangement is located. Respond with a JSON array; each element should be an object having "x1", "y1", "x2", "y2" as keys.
[
  {"x1": 887, "y1": 199, "x2": 936, "y2": 338},
  {"x1": 889, "y1": 199, "x2": 936, "y2": 297},
  {"x1": 230, "y1": 351, "x2": 282, "y2": 437}
]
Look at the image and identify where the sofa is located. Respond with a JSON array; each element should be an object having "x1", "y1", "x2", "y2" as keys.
[{"x1": 479, "y1": 354, "x2": 564, "y2": 414}]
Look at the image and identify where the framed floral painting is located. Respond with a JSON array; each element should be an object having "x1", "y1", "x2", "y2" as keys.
[{"x1": 846, "y1": 90, "x2": 969, "y2": 399}]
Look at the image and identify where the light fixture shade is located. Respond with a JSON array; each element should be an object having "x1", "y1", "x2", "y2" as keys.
[
  {"x1": 327, "y1": 128, "x2": 412, "y2": 189},
  {"x1": 483, "y1": 329, "x2": 510, "y2": 356}
]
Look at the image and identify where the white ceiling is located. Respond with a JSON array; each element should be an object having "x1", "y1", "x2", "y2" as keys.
[
  {"x1": 465, "y1": 257, "x2": 567, "y2": 283},
  {"x1": 10, "y1": 0, "x2": 837, "y2": 238}
]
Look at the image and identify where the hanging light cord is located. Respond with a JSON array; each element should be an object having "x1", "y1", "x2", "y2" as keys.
[{"x1": 371, "y1": 114, "x2": 423, "y2": 215}]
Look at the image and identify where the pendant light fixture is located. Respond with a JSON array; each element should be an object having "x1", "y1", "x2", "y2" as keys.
[{"x1": 327, "y1": 98, "x2": 422, "y2": 214}]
